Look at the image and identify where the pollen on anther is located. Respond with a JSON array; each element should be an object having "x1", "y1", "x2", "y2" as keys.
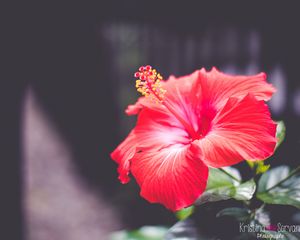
[
  {"x1": 146, "y1": 65, "x2": 152, "y2": 71},
  {"x1": 134, "y1": 72, "x2": 140, "y2": 78},
  {"x1": 134, "y1": 65, "x2": 166, "y2": 101}
]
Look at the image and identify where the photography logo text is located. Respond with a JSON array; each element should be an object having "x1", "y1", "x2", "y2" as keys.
[{"x1": 239, "y1": 222, "x2": 300, "y2": 239}]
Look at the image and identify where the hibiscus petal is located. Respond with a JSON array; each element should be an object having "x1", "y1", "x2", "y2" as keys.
[
  {"x1": 110, "y1": 130, "x2": 136, "y2": 184},
  {"x1": 163, "y1": 71, "x2": 201, "y2": 132},
  {"x1": 111, "y1": 105, "x2": 192, "y2": 184},
  {"x1": 135, "y1": 108, "x2": 191, "y2": 149},
  {"x1": 194, "y1": 94, "x2": 277, "y2": 168},
  {"x1": 130, "y1": 144, "x2": 208, "y2": 211},
  {"x1": 199, "y1": 67, "x2": 276, "y2": 110},
  {"x1": 125, "y1": 96, "x2": 161, "y2": 115}
]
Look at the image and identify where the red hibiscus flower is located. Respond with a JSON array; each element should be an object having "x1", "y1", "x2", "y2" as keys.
[{"x1": 111, "y1": 65, "x2": 277, "y2": 211}]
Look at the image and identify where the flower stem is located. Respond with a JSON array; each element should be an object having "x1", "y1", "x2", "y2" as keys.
[
  {"x1": 265, "y1": 165, "x2": 300, "y2": 192},
  {"x1": 219, "y1": 168, "x2": 241, "y2": 183}
]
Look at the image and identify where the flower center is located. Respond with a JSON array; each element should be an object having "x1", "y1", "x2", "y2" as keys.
[{"x1": 134, "y1": 65, "x2": 199, "y2": 140}]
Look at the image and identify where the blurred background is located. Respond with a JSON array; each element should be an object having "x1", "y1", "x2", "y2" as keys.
[{"x1": 2, "y1": 1, "x2": 300, "y2": 239}]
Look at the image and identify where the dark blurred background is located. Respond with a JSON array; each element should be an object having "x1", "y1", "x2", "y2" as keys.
[{"x1": 2, "y1": 1, "x2": 300, "y2": 239}]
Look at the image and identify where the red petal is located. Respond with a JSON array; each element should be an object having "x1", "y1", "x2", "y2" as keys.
[
  {"x1": 110, "y1": 130, "x2": 136, "y2": 184},
  {"x1": 131, "y1": 144, "x2": 208, "y2": 211},
  {"x1": 125, "y1": 96, "x2": 162, "y2": 116},
  {"x1": 194, "y1": 94, "x2": 277, "y2": 168},
  {"x1": 125, "y1": 93, "x2": 169, "y2": 116},
  {"x1": 199, "y1": 67, "x2": 276, "y2": 110},
  {"x1": 134, "y1": 107, "x2": 191, "y2": 149},
  {"x1": 129, "y1": 106, "x2": 207, "y2": 211},
  {"x1": 111, "y1": 104, "x2": 192, "y2": 184},
  {"x1": 163, "y1": 71, "x2": 201, "y2": 131}
]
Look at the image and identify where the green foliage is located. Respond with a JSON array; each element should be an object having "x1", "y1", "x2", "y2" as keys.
[
  {"x1": 196, "y1": 167, "x2": 256, "y2": 205},
  {"x1": 216, "y1": 207, "x2": 251, "y2": 222},
  {"x1": 175, "y1": 206, "x2": 195, "y2": 221},
  {"x1": 275, "y1": 121, "x2": 286, "y2": 150},
  {"x1": 257, "y1": 165, "x2": 300, "y2": 209},
  {"x1": 165, "y1": 219, "x2": 203, "y2": 240}
]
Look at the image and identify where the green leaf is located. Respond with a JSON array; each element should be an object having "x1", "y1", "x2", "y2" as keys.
[
  {"x1": 109, "y1": 226, "x2": 168, "y2": 240},
  {"x1": 207, "y1": 167, "x2": 241, "y2": 188},
  {"x1": 216, "y1": 207, "x2": 251, "y2": 222},
  {"x1": 234, "y1": 179, "x2": 256, "y2": 200},
  {"x1": 165, "y1": 219, "x2": 210, "y2": 240},
  {"x1": 275, "y1": 121, "x2": 286, "y2": 149},
  {"x1": 257, "y1": 165, "x2": 300, "y2": 209},
  {"x1": 175, "y1": 206, "x2": 194, "y2": 221},
  {"x1": 195, "y1": 168, "x2": 256, "y2": 205}
]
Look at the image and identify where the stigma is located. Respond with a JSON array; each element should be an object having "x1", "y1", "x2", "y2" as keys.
[{"x1": 134, "y1": 65, "x2": 166, "y2": 102}]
